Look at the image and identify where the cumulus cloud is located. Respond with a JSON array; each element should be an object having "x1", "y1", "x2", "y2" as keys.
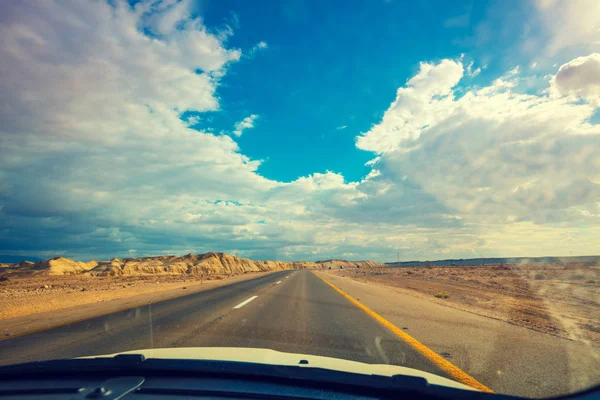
[
  {"x1": 355, "y1": 57, "x2": 600, "y2": 256},
  {"x1": 233, "y1": 114, "x2": 259, "y2": 136},
  {"x1": 533, "y1": 0, "x2": 600, "y2": 55},
  {"x1": 0, "y1": 0, "x2": 270, "y2": 258},
  {"x1": 356, "y1": 59, "x2": 464, "y2": 153},
  {"x1": 142, "y1": 0, "x2": 191, "y2": 36},
  {"x1": 1, "y1": 1, "x2": 599, "y2": 262},
  {"x1": 0, "y1": 1, "x2": 358, "y2": 261},
  {"x1": 0, "y1": 0, "x2": 241, "y2": 143},
  {"x1": 551, "y1": 53, "x2": 600, "y2": 102}
]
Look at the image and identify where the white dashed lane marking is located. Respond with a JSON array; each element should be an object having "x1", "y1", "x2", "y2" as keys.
[{"x1": 233, "y1": 296, "x2": 258, "y2": 309}]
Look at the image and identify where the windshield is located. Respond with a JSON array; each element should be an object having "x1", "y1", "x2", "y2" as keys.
[{"x1": 0, "y1": 0, "x2": 599, "y2": 398}]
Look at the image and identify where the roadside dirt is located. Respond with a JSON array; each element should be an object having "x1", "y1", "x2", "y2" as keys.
[
  {"x1": 0, "y1": 273, "x2": 246, "y2": 320},
  {"x1": 331, "y1": 263, "x2": 600, "y2": 345}
]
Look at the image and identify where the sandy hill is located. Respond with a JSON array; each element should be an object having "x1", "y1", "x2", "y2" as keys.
[
  {"x1": 88, "y1": 253, "x2": 317, "y2": 276},
  {"x1": 0, "y1": 252, "x2": 381, "y2": 277},
  {"x1": 1, "y1": 257, "x2": 98, "y2": 276}
]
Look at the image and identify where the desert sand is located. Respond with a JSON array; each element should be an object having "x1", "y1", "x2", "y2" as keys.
[{"x1": 331, "y1": 262, "x2": 600, "y2": 345}]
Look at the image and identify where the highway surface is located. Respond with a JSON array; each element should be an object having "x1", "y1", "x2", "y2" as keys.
[
  {"x1": 2, "y1": 269, "x2": 598, "y2": 398},
  {"x1": 0, "y1": 270, "x2": 451, "y2": 381}
]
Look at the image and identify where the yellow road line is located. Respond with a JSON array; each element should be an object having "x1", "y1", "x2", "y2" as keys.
[{"x1": 313, "y1": 272, "x2": 493, "y2": 393}]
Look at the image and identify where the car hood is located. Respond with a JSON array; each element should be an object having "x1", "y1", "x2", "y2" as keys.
[{"x1": 91, "y1": 347, "x2": 476, "y2": 392}]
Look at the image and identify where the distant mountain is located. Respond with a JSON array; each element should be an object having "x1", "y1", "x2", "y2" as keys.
[
  {"x1": 316, "y1": 259, "x2": 384, "y2": 268},
  {"x1": 385, "y1": 256, "x2": 600, "y2": 267},
  {"x1": 0, "y1": 252, "x2": 382, "y2": 277},
  {"x1": 0, "y1": 255, "x2": 43, "y2": 263}
]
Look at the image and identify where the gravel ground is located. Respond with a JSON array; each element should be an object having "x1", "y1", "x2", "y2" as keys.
[{"x1": 0, "y1": 273, "x2": 236, "y2": 320}]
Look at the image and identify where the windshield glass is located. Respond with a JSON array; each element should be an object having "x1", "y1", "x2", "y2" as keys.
[{"x1": 0, "y1": 0, "x2": 599, "y2": 398}]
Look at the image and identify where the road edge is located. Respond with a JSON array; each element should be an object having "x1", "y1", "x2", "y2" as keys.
[{"x1": 313, "y1": 272, "x2": 494, "y2": 393}]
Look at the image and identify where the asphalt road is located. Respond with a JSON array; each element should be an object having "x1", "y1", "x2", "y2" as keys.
[
  {"x1": 319, "y1": 272, "x2": 600, "y2": 398},
  {"x1": 0, "y1": 270, "x2": 449, "y2": 380}
]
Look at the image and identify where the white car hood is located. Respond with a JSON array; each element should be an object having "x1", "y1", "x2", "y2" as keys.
[{"x1": 91, "y1": 347, "x2": 476, "y2": 392}]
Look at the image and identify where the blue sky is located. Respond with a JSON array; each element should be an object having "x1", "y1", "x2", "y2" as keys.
[
  {"x1": 192, "y1": 0, "x2": 535, "y2": 182},
  {"x1": 0, "y1": 0, "x2": 599, "y2": 262}
]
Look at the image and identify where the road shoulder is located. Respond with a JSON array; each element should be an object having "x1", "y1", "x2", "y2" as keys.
[{"x1": 315, "y1": 271, "x2": 600, "y2": 398}]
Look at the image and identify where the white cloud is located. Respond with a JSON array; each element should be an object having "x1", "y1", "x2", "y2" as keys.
[
  {"x1": 1, "y1": 1, "x2": 599, "y2": 262},
  {"x1": 247, "y1": 40, "x2": 268, "y2": 57},
  {"x1": 0, "y1": 0, "x2": 241, "y2": 145},
  {"x1": 233, "y1": 114, "x2": 259, "y2": 136},
  {"x1": 550, "y1": 53, "x2": 600, "y2": 102},
  {"x1": 0, "y1": 0, "x2": 274, "y2": 259},
  {"x1": 466, "y1": 61, "x2": 481, "y2": 77},
  {"x1": 356, "y1": 59, "x2": 464, "y2": 153},
  {"x1": 533, "y1": 0, "x2": 600, "y2": 55},
  {"x1": 143, "y1": 0, "x2": 191, "y2": 36},
  {"x1": 355, "y1": 57, "x2": 600, "y2": 257},
  {"x1": 507, "y1": 66, "x2": 520, "y2": 76},
  {"x1": 336, "y1": 125, "x2": 348, "y2": 130},
  {"x1": 185, "y1": 115, "x2": 201, "y2": 126}
]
